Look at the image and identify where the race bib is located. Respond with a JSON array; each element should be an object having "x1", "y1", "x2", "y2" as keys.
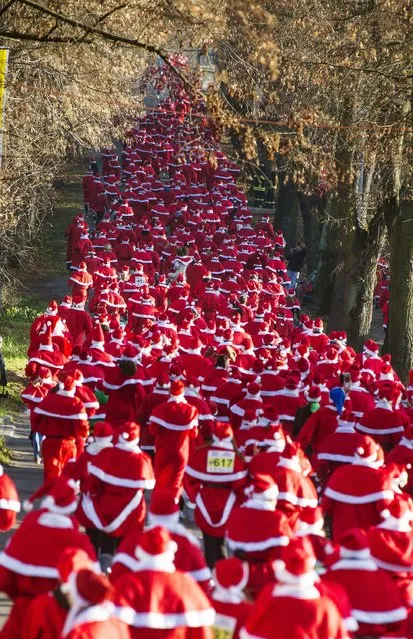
[
  {"x1": 213, "y1": 614, "x2": 237, "y2": 639},
  {"x1": 207, "y1": 450, "x2": 235, "y2": 473}
]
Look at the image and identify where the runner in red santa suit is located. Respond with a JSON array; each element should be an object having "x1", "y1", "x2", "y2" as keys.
[
  {"x1": 26, "y1": 326, "x2": 67, "y2": 380},
  {"x1": 113, "y1": 526, "x2": 215, "y2": 639},
  {"x1": 149, "y1": 380, "x2": 199, "y2": 500},
  {"x1": 314, "y1": 410, "x2": 373, "y2": 486},
  {"x1": 0, "y1": 466, "x2": 20, "y2": 532},
  {"x1": 356, "y1": 381, "x2": 408, "y2": 451},
  {"x1": 64, "y1": 297, "x2": 93, "y2": 348},
  {"x1": 270, "y1": 442, "x2": 318, "y2": 530},
  {"x1": 210, "y1": 558, "x2": 253, "y2": 639},
  {"x1": 61, "y1": 568, "x2": 130, "y2": 639},
  {"x1": 22, "y1": 547, "x2": 95, "y2": 639},
  {"x1": 62, "y1": 420, "x2": 114, "y2": 494},
  {"x1": 111, "y1": 489, "x2": 211, "y2": 592},
  {"x1": 32, "y1": 376, "x2": 89, "y2": 480},
  {"x1": 68, "y1": 261, "x2": 93, "y2": 303},
  {"x1": 297, "y1": 387, "x2": 346, "y2": 459},
  {"x1": 102, "y1": 350, "x2": 147, "y2": 432},
  {"x1": 79, "y1": 421, "x2": 155, "y2": 559},
  {"x1": 239, "y1": 537, "x2": 348, "y2": 639},
  {"x1": 324, "y1": 528, "x2": 407, "y2": 637},
  {"x1": 247, "y1": 423, "x2": 287, "y2": 478},
  {"x1": 322, "y1": 438, "x2": 395, "y2": 541},
  {"x1": 0, "y1": 478, "x2": 95, "y2": 639},
  {"x1": 368, "y1": 493, "x2": 413, "y2": 607},
  {"x1": 184, "y1": 421, "x2": 248, "y2": 569},
  {"x1": 226, "y1": 474, "x2": 293, "y2": 599},
  {"x1": 386, "y1": 425, "x2": 413, "y2": 495}
]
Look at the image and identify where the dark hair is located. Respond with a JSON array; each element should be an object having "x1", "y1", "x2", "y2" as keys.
[{"x1": 119, "y1": 360, "x2": 137, "y2": 377}]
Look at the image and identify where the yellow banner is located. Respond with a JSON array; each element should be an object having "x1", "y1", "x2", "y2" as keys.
[
  {"x1": 0, "y1": 48, "x2": 9, "y2": 126},
  {"x1": 0, "y1": 48, "x2": 9, "y2": 168}
]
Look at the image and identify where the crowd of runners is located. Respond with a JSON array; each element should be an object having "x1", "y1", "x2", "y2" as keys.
[{"x1": 0, "y1": 56, "x2": 411, "y2": 638}]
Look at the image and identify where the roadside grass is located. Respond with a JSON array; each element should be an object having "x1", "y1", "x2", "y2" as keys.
[{"x1": 0, "y1": 161, "x2": 85, "y2": 425}]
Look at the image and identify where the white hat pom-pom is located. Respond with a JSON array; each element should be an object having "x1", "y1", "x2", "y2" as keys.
[
  {"x1": 356, "y1": 447, "x2": 364, "y2": 455},
  {"x1": 23, "y1": 500, "x2": 34, "y2": 512},
  {"x1": 381, "y1": 509, "x2": 390, "y2": 519},
  {"x1": 122, "y1": 432, "x2": 130, "y2": 440}
]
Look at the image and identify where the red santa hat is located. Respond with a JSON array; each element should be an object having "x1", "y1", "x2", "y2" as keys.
[
  {"x1": 325, "y1": 347, "x2": 338, "y2": 362},
  {"x1": 23, "y1": 477, "x2": 78, "y2": 514},
  {"x1": 353, "y1": 438, "x2": 384, "y2": 468},
  {"x1": 77, "y1": 261, "x2": 87, "y2": 273},
  {"x1": 0, "y1": 466, "x2": 20, "y2": 530},
  {"x1": 156, "y1": 373, "x2": 171, "y2": 389},
  {"x1": 275, "y1": 537, "x2": 318, "y2": 586},
  {"x1": 296, "y1": 507, "x2": 325, "y2": 537},
  {"x1": 46, "y1": 300, "x2": 58, "y2": 315},
  {"x1": 258, "y1": 424, "x2": 286, "y2": 452},
  {"x1": 278, "y1": 442, "x2": 302, "y2": 471},
  {"x1": 57, "y1": 376, "x2": 76, "y2": 398},
  {"x1": 305, "y1": 386, "x2": 322, "y2": 403},
  {"x1": 246, "y1": 382, "x2": 261, "y2": 400},
  {"x1": 37, "y1": 366, "x2": 53, "y2": 382},
  {"x1": 338, "y1": 528, "x2": 371, "y2": 559},
  {"x1": 364, "y1": 338, "x2": 379, "y2": 357},
  {"x1": 118, "y1": 421, "x2": 140, "y2": 447},
  {"x1": 214, "y1": 557, "x2": 249, "y2": 596},
  {"x1": 148, "y1": 490, "x2": 180, "y2": 526},
  {"x1": 247, "y1": 473, "x2": 279, "y2": 501},
  {"x1": 377, "y1": 381, "x2": 395, "y2": 403},
  {"x1": 336, "y1": 410, "x2": 356, "y2": 432},
  {"x1": 60, "y1": 296, "x2": 73, "y2": 309},
  {"x1": 67, "y1": 569, "x2": 113, "y2": 614},
  {"x1": 212, "y1": 421, "x2": 234, "y2": 447},
  {"x1": 121, "y1": 343, "x2": 140, "y2": 362},
  {"x1": 240, "y1": 409, "x2": 258, "y2": 429},
  {"x1": 91, "y1": 421, "x2": 113, "y2": 443},
  {"x1": 134, "y1": 526, "x2": 178, "y2": 567},
  {"x1": 313, "y1": 318, "x2": 324, "y2": 330},
  {"x1": 169, "y1": 363, "x2": 185, "y2": 380},
  {"x1": 58, "y1": 547, "x2": 96, "y2": 585},
  {"x1": 91, "y1": 323, "x2": 105, "y2": 347},
  {"x1": 38, "y1": 326, "x2": 54, "y2": 351},
  {"x1": 297, "y1": 358, "x2": 310, "y2": 377},
  {"x1": 379, "y1": 364, "x2": 394, "y2": 381},
  {"x1": 261, "y1": 405, "x2": 281, "y2": 425},
  {"x1": 187, "y1": 377, "x2": 201, "y2": 390},
  {"x1": 170, "y1": 379, "x2": 185, "y2": 398},
  {"x1": 379, "y1": 493, "x2": 413, "y2": 532}
]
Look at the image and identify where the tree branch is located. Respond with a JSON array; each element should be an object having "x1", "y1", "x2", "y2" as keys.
[{"x1": 15, "y1": 0, "x2": 196, "y2": 92}]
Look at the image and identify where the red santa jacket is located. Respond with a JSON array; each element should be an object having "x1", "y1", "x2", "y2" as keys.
[
  {"x1": 79, "y1": 443, "x2": 155, "y2": 538},
  {"x1": 32, "y1": 392, "x2": 89, "y2": 440},
  {"x1": 113, "y1": 566, "x2": 215, "y2": 639},
  {"x1": 322, "y1": 463, "x2": 395, "y2": 541},
  {"x1": 185, "y1": 441, "x2": 248, "y2": 537},
  {"x1": 240, "y1": 580, "x2": 348, "y2": 639},
  {"x1": 368, "y1": 523, "x2": 413, "y2": 606},
  {"x1": 324, "y1": 556, "x2": 407, "y2": 636},
  {"x1": 356, "y1": 402, "x2": 408, "y2": 448},
  {"x1": 314, "y1": 427, "x2": 372, "y2": 483},
  {"x1": 111, "y1": 523, "x2": 211, "y2": 590},
  {"x1": 0, "y1": 510, "x2": 95, "y2": 600}
]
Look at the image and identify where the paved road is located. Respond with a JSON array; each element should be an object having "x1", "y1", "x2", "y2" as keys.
[{"x1": 0, "y1": 414, "x2": 42, "y2": 628}]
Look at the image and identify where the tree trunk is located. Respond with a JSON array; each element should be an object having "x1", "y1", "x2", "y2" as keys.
[
  {"x1": 345, "y1": 214, "x2": 386, "y2": 349},
  {"x1": 314, "y1": 210, "x2": 338, "y2": 316},
  {"x1": 275, "y1": 173, "x2": 300, "y2": 250},
  {"x1": 297, "y1": 193, "x2": 323, "y2": 274},
  {"x1": 387, "y1": 195, "x2": 413, "y2": 382}
]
